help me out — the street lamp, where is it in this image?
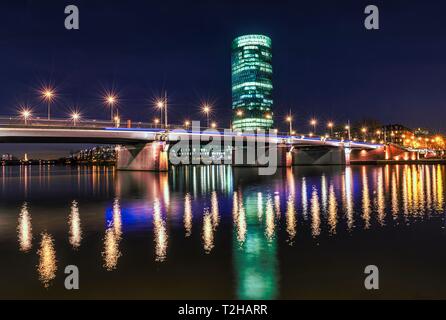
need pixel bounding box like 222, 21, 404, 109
286, 115, 293, 136
71, 111, 81, 126
236, 110, 243, 117
202, 104, 211, 128
156, 92, 168, 129
154, 118, 160, 127
105, 93, 118, 121
184, 120, 190, 128
345, 124, 351, 140
310, 119, 317, 135
211, 122, 217, 129
361, 127, 367, 141
40, 87, 56, 121
20, 108, 32, 125
327, 121, 334, 137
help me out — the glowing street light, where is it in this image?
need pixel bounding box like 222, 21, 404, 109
184, 120, 190, 128
361, 127, 368, 141
70, 111, 81, 126
40, 87, 56, 120
211, 122, 217, 129
286, 115, 293, 136
345, 124, 351, 140
104, 93, 118, 121
20, 108, 32, 125
114, 116, 121, 128
310, 119, 317, 135
327, 121, 334, 137
155, 92, 168, 129
202, 104, 211, 128
236, 110, 243, 117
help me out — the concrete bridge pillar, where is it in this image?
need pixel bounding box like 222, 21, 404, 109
291, 146, 347, 166
232, 143, 291, 167
116, 142, 169, 171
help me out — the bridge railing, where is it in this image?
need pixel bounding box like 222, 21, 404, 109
0, 117, 167, 130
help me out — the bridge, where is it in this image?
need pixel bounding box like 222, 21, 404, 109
0, 117, 421, 171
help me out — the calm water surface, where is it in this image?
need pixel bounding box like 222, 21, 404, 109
0, 164, 445, 299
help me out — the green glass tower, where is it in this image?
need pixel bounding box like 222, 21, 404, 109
232, 34, 274, 131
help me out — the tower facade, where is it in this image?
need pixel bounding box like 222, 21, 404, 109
232, 34, 273, 131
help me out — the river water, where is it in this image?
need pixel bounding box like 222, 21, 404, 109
0, 164, 445, 299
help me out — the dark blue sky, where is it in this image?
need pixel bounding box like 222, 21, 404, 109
0, 0, 445, 157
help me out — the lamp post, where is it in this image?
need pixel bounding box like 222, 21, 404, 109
345, 124, 351, 140
361, 127, 368, 141
105, 94, 117, 121
202, 104, 211, 128
71, 112, 80, 127
286, 115, 293, 136
20, 109, 32, 126
41, 87, 55, 121
163, 91, 168, 129
327, 121, 334, 137
310, 119, 317, 135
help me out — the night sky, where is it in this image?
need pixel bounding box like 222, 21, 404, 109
0, 0, 445, 158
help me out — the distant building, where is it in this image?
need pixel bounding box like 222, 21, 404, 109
74, 145, 116, 162
231, 34, 274, 131
414, 127, 430, 136
381, 124, 413, 144
1, 154, 14, 161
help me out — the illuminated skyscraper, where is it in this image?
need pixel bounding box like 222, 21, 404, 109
232, 34, 273, 131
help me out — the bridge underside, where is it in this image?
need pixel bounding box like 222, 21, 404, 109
291, 146, 347, 165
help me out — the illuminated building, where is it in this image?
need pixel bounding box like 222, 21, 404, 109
381, 124, 413, 144
232, 34, 274, 131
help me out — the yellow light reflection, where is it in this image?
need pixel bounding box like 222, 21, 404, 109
376, 168, 386, 225
211, 191, 220, 229
184, 193, 193, 237
37, 232, 57, 288
310, 187, 321, 237
265, 197, 275, 241
327, 184, 338, 234
285, 192, 296, 244
68, 200, 82, 249
153, 199, 168, 262
362, 166, 371, 229
102, 199, 123, 270
202, 210, 214, 254
18, 202, 33, 252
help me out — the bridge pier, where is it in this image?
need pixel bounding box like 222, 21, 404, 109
232, 144, 292, 167
116, 142, 169, 172
291, 146, 347, 166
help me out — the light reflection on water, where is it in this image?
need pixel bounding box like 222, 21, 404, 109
0, 164, 445, 298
